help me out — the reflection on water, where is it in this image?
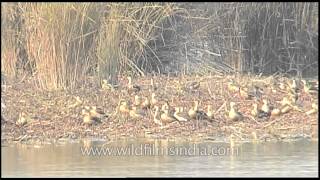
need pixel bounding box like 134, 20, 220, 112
1, 139, 318, 177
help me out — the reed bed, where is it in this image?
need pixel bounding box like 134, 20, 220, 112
1, 2, 318, 90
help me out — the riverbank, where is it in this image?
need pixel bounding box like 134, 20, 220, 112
1, 74, 318, 144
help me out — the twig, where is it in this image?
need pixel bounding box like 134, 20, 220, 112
206, 81, 214, 99
215, 101, 226, 114
246, 115, 261, 124
263, 118, 279, 128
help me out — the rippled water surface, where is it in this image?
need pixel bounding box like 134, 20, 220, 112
1, 139, 318, 177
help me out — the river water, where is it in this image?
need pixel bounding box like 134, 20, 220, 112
1, 139, 318, 177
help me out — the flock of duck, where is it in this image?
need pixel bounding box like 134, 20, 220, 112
12, 74, 317, 129
66, 76, 318, 128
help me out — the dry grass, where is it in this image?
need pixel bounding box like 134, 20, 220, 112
1, 2, 318, 90
21, 3, 100, 89
1, 3, 19, 76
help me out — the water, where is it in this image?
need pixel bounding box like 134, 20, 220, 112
1, 139, 318, 177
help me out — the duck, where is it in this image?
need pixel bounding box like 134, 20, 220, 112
16, 112, 29, 126
251, 104, 259, 117
288, 91, 298, 104
86, 106, 108, 120
162, 102, 169, 112
239, 86, 262, 100
129, 106, 145, 119
206, 105, 215, 120
271, 85, 277, 93
82, 109, 101, 125
228, 102, 244, 121
227, 80, 239, 92
302, 80, 318, 95
280, 97, 292, 107
173, 107, 188, 122
188, 101, 209, 120
160, 108, 179, 124
312, 102, 318, 110
119, 100, 130, 114
287, 79, 298, 93
101, 79, 114, 91
261, 99, 271, 115
127, 76, 141, 93
188, 101, 198, 119
252, 85, 263, 100
251, 103, 269, 118
280, 105, 292, 114
306, 102, 318, 115
306, 108, 317, 115
271, 108, 281, 116
82, 110, 93, 125
162, 101, 175, 114
279, 82, 286, 90
134, 95, 142, 107
239, 87, 253, 100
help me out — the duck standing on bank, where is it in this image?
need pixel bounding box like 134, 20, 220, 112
251, 103, 269, 118
129, 106, 145, 119
82, 108, 102, 125
160, 105, 179, 125
261, 99, 272, 116
228, 102, 244, 121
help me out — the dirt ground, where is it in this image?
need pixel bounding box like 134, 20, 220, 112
1, 74, 318, 144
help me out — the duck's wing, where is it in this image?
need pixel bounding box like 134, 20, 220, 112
196, 110, 209, 120
257, 110, 270, 118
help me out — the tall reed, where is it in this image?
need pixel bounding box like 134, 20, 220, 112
21, 3, 99, 89
1, 2, 318, 90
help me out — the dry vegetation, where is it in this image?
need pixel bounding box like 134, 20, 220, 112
1, 3, 318, 143
1, 73, 318, 143
1, 2, 318, 90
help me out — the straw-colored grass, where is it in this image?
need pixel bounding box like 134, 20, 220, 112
21, 3, 100, 89
1, 2, 318, 90
1, 3, 19, 77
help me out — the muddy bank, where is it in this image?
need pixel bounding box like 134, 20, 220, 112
1, 74, 318, 144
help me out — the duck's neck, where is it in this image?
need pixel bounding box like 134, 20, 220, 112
230, 105, 236, 112
154, 108, 159, 119
207, 106, 211, 112
174, 109, 179, 116
128, 78, 132, 85
194, 102, 198, 110
164, 109, 170, 115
